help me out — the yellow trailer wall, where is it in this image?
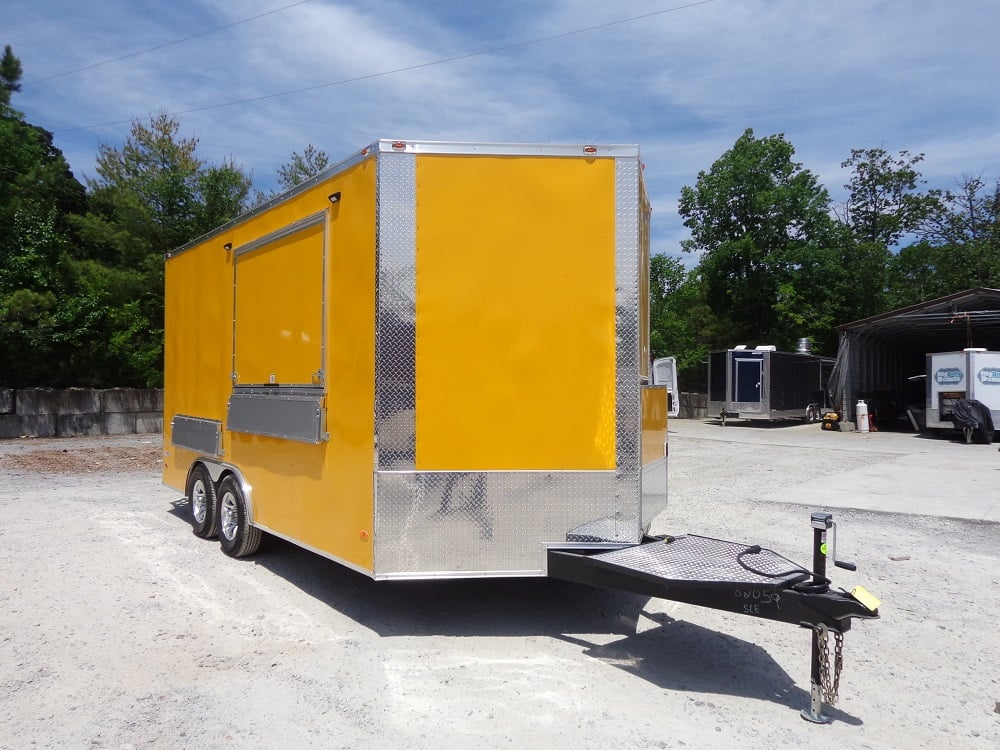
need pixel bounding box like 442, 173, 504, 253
164, 157, 378, 572
413, 155, 618, 471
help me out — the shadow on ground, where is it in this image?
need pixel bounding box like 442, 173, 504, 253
169, 495, 862, 723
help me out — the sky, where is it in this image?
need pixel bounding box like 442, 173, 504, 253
6, 0, 1000, 260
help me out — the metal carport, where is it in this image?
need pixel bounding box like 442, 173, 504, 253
828, 287, 1000, 424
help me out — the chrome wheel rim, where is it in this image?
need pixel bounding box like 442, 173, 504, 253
220, 491, 239, 540
191, 479, 207, 524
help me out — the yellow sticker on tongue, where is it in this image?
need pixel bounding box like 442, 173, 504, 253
851, 585, 881, 612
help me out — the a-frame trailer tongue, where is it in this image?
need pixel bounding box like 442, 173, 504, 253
548, 512, 880, 724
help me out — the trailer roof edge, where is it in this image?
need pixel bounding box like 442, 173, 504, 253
166, 139, 642, 260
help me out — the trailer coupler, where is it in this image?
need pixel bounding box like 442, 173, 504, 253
547, 512, 879, 723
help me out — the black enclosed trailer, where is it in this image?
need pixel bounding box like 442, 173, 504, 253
708, 346, 834, 424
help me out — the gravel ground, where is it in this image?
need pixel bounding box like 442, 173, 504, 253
0, 425, 998, 749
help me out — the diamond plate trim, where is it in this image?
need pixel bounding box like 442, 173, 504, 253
375, 151, 417, 470
373, 470, 624, 577
593, 536, 809, 587
615, 156, 641, 538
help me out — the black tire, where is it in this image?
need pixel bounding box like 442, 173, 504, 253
186, 464, 218, 539
217, 475, 262, 558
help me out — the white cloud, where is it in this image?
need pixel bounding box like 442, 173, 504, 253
6, 0, 1000, 251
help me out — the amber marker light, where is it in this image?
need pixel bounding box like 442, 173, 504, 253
360, 530, 371, 541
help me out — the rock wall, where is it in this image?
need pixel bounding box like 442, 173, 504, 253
677, 392, 708, 419
0, 388, 163, 439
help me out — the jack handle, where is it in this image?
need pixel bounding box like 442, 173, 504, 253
811, 511, 856, 574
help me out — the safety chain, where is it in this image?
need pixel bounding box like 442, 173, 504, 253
815, 624, 845, 705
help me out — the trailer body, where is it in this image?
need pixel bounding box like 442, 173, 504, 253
925, 348, 1000, 430
707, 348, 831, 423
163, 139, 666, 579
163, 141, 879, 722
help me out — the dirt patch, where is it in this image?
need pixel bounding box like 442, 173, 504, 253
0, 442, 160, 474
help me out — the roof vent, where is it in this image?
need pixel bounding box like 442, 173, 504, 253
796, 337, 813, 354
755, 345, 777, 351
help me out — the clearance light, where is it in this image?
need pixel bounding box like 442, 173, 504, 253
392, 141, 406, 150
583, 146, 598, 154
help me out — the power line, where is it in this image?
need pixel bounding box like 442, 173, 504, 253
30, 0, 315, 84
53, 0, 716, 134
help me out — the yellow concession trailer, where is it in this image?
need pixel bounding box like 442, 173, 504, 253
164, 140, 878, 723
164, 139, 667, 577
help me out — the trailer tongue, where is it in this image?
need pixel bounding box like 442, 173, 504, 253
549, 512, 880, 724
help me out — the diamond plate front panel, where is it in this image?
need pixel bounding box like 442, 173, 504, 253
615, 156, 642, 537
374, 471, 626, 577
594, 536, 808, 587
375, 151, 417, 470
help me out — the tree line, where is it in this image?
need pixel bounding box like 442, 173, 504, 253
654, 129, 1000, 390
2, 45, 998, 390
0, 46, 328, 388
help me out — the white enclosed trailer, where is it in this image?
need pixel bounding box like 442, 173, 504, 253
926, 348, 1000, 431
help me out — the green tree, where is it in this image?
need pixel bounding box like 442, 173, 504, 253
649, 254, 719, 390
838, 148, 934, 248
76, 113, 252, 386
919, 175, 1000, 290
276, 143, 330, 190
254, 143, 332, 205
833, 148, 940, 319
678, 128, 840, 350
0, 46, 95, 387
0, 44, 22, 106
885, 241, 950, 309
87, 112, 252, 256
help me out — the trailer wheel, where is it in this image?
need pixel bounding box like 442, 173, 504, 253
187, 464, 218, 539
217, 475, 262, 558
805, 406, 819, 424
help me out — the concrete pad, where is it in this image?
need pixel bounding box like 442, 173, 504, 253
763, 450, 1000, 522
670, 417, 1000, 522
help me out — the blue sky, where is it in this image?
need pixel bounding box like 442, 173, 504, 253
6, 0, 1000, 259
